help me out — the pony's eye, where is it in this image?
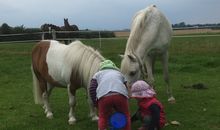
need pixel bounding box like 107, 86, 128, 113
129, 71, 136, 76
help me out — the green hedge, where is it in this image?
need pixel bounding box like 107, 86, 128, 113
0, 31, 115, 42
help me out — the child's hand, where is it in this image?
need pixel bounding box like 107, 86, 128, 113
125, 82, 132, 97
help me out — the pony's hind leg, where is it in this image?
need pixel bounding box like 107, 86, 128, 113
42, 83, 54, 119
67, 84, 77, 125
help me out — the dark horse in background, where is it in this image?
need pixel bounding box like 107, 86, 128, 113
63, 18, 79, 31
41, 18, 79, 44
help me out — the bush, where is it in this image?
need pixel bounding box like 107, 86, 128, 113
0, 33, 41, 42
0, 23, 115, 42
44, 31, 115, 39
74, 31, 115, 39
1, 23, 12, 34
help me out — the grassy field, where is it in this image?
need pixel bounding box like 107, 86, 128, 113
0, 36, 220, 130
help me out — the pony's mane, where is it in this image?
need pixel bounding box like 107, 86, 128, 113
65, 41, 104, 87
125, 5, 155, 54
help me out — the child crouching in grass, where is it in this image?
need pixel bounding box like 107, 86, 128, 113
89, 60, 131, 130
130, 80, 166, 130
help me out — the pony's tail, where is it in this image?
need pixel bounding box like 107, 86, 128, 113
31, 65, 43, 104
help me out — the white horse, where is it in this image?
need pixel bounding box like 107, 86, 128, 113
120, 5, 175, 103
31, 40, 103, 124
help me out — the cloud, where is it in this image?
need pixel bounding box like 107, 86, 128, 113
0, 0, 220, 29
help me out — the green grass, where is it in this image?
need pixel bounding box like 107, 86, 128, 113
0, 36, 220, 130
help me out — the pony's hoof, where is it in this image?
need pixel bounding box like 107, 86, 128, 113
168, 96, 176, 104
68, 117, 76, 125
46, 112, 53, 119
92, 116, 99, 121
44, 109, 48, 114
43, 105, 46, 109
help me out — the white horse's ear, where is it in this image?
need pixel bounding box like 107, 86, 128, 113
119, 54, 124, 58
127, 54, 137, 62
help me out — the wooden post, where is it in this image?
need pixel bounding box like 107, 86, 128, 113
41, 33, 45, 40
52, 29, 56, 40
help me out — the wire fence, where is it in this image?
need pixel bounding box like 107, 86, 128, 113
0, 30, 117, 44
1, 27, 220, 44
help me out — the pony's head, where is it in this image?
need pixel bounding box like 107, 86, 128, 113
120, 53, 146, 84
64, 18, 68, 23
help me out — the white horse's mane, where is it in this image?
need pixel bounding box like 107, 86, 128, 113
64, 41, 105, 87
125, 5, 160, 56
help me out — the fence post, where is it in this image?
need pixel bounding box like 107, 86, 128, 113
41, 32, 45, 40
52, 29, 56, 40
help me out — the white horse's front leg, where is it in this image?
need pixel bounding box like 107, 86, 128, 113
145, 56, 155, 86
67, 84, 76, 125
161, 51, 175, 103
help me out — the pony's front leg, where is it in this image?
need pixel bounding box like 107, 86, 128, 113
87, 96, 99, 121
67, 84, 76, 125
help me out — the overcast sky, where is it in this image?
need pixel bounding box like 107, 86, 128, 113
0, 0, 220, 30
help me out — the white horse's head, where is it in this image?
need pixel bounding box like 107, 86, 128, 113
120, 53, 146, 84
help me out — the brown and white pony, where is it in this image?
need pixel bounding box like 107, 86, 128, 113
31, 40, 104, 124
120, 5, 175, 103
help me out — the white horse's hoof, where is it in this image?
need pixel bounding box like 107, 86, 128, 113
91, 116, 99, 121
46, 112, 53, 119
168, 96, 176, 104
68, 117, 76, 125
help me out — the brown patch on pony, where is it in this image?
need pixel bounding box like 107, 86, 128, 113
32, 41, 63, 94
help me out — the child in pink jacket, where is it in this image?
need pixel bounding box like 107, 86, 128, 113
130, 80, 166, 130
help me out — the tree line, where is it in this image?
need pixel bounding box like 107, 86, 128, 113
0, 23, 115, 42
172, 22, 220, 29
0, 23, 41, 34
1, 22, 220, 35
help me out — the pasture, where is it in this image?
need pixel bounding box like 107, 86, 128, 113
0, 36, 220, 130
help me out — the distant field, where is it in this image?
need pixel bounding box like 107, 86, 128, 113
0, 36, 220, 130
114, 29, 220, 37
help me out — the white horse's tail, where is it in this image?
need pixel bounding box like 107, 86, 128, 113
31, 65, 43, 104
